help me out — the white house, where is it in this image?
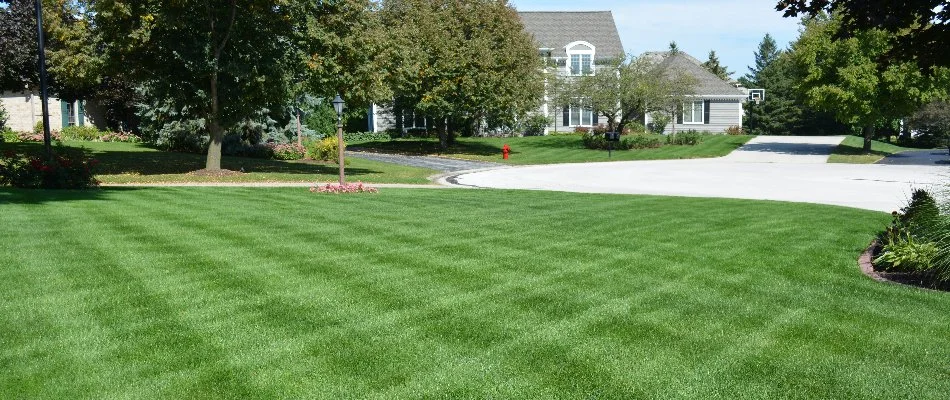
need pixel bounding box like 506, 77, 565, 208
1, 90, 99, 132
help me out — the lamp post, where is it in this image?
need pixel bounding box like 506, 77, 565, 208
34, 0, 52, 159
332, 94, 345, 185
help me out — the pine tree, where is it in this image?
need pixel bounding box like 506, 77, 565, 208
702, 50, 733, 80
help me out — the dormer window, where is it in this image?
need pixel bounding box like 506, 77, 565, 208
565, 41, 595, 76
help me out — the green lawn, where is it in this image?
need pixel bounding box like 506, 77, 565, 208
352, 134, 754, 165
0, 141, 437, 184
1, 187, 948, 398
828, 136, 912, 164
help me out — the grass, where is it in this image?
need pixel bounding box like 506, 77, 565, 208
0, 141, 437, 184
1, 187, 948, 398
351, 134, 754, 165
828, 136, 912, 164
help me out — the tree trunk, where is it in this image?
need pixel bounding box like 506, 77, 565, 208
862, 125, 874, 153
438, 117, 448, 149
206, 76, 223, 170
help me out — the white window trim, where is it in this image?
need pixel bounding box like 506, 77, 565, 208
568, 98, 594, 127
683, 100, 704, 125
565, 41, 596, 76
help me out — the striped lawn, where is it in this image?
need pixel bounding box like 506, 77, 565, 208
0, 188, 948, 398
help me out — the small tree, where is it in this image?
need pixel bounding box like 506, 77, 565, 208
909, 101, 950, 153
702, 50, 733, 81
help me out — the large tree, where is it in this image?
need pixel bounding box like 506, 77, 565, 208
0, 0, 98, 98
792, 14, 948, 151
93, 0, 298, 171
702, 50, 733, 81
557, 55, 674, 134
381, 0, 543, 148
777, 0, 950, 71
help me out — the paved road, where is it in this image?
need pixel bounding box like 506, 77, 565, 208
347, 150, 508, 172
721, 135, 845, 163
447, 136, 948, 212
877, 149, 950, 166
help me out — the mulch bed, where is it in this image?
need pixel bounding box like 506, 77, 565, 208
187, 169, 245, 177
860, 241, 950, 292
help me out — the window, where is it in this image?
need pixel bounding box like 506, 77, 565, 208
569, 98, 593, 126
402, 109, 426, 129
683, 100, 704, 124
66, 102, 77, 126
570, 54, 592, 75
565, 41, 595, 76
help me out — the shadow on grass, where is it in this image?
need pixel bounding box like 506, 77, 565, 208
353, 139, 503, 157
2, 141, 383, 177
0, 187, 142, 205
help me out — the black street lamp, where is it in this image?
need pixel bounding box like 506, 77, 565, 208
332, 94, 345, 185
34, 0, 52, 159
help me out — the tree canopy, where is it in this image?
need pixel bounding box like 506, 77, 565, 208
777, 0, 950, 70
702, 50, 733, 81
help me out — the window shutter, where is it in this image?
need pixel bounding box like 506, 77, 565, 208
676, 106, 683, 125
78, 101, 85, 126
703, 100, 710, 125
60, 100, 68, 128
562, 106, 569, 126
592, 110, 599, 125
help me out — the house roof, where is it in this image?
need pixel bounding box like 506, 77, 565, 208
642, 51, 746, 97
517, 11, 625, 60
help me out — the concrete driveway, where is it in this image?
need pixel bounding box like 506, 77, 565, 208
446, 136, 947, 212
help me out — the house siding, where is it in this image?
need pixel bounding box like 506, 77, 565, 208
645, 98, 743, 134
1, 91, 103, 132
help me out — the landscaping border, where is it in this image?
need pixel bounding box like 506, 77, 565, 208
859, 240, 948, 292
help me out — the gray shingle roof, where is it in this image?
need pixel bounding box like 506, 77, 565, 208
642, 51, 746, 97
517, 11, 625, 60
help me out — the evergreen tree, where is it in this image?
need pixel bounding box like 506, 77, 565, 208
744, 33, 780, 84
702, 50, 733, 80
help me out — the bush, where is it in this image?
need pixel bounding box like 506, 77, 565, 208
581, 132, 664, 150
99, 132, 142, 143
343, 131, 390, 142
648, 112, 670, 134
666, 130, 708, 146
624, 134, 664, 149
0, 102, 8, 132
61, 125, 104, 141
17, 130, 62, 142
307, 136, 345, 163
268, 143, 306, 160
574, 127, 591, 134
523, 115, 551, 136
725, 125, 745, 135
0, 147, 100, 189
875, 189, 950, 283
33, 121, 44, 136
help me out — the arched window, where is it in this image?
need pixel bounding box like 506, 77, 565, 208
565, 41, 595, 76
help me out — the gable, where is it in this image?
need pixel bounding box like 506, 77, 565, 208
517, 11, 625, 60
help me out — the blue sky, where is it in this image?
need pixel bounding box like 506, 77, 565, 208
511, 0, 803, 79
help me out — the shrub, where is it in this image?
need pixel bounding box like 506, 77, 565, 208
647, 112, 670, 134
33, 121, 44, 136
625, 123, 647, 135
99, 132, 143, 143
343, 131, 390, 142
725, 125, 745, 135
523, 115, 551, 136
574, 127, 591, 134
0, 147, 100, 189
61, 125, 103, 141
309, 182, 378, 194
875, 228, 938, 273
268, 143, 306, 160
876, 189, 950, 283
0, 102, 8, 132
667, 130, 707, 146
307, 136, 345, 163
17, 130, 62, 142
624, 134, 664, 149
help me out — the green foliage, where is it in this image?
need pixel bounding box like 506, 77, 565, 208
307, 136, 345, 164
908, 101, 950, 149
0, 146, 99, 189
582, 133, 664, 150
0, 102, 8, 132
522, 115, 551, 137
33, 121, 44, 136
702, 50, 733, 80
666, 130, 708, 146
303, 100, 339, 139
60, 125, 104, 141
381, 0, 544, 143
344, 131, 391, 142
875, 231, 938, 272
647, 112, 670, 134
876, 188, 950, 282
267, 143, 307, 161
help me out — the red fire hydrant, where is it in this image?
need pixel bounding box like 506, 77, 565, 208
502, 144, 511, 160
